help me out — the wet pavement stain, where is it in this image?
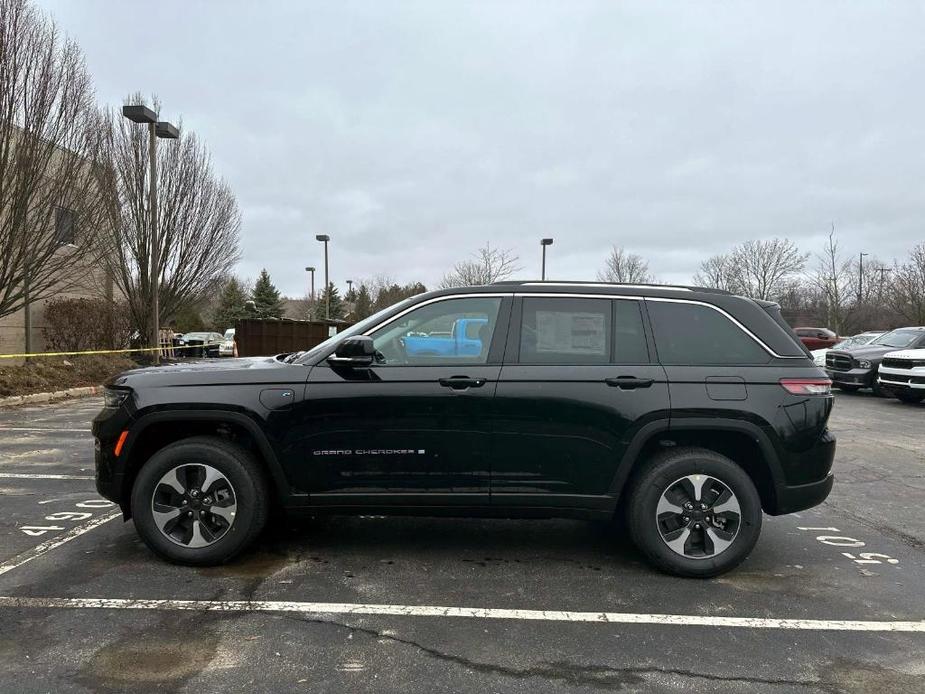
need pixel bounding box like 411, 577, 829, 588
78, 619, 220, 693
196, 550, 292, 580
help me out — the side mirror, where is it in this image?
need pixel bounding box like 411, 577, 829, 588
328, 336, 375, 368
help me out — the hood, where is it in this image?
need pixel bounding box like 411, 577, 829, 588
829, 344, 896, 361
109, 355, 304, 388
883, 348, 925, 360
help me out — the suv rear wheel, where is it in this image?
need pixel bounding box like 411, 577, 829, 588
627, 447, 762, 578
131, 436, 268, 565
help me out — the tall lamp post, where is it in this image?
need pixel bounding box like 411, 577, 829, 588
346, 279, 353, 297
122, 104, 179, 364
305, 266, 316, 301
540, 238, 554, 280
315, 234, 330, 319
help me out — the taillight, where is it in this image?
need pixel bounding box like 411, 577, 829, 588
780, 378, 832, 396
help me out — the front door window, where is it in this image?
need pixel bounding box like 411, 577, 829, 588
370, 297, 502, 365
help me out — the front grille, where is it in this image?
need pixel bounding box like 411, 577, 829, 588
826, 353, 853, 371
882, 358, 925, 369
881, 374, 925, 385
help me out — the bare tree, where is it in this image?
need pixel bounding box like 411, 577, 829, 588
733, 238, 808, 301
890, 242, 925, 325
439, 243, 521, 288
0, 0, 108, 347
694, 238, 807, 300
692, 253, 742, 293
99, 94, 241, 337
810, 225, 852, 334
596, 246, 653, 283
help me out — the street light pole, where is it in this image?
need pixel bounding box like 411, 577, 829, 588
122, 104, 178, 365
315, 235, 330, 320
540, 238, 554, 280
346, 279, 353, 296
305, 266, 316, 301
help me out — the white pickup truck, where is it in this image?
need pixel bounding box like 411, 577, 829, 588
878, 348, 925, 404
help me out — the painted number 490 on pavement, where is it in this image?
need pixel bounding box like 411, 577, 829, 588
20, 499, 114, 536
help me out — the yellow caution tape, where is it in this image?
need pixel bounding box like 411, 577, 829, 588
0, 344, 213, 359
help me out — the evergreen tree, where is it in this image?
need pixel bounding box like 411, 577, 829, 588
251, 268, 284, 318
316, 282, 344, 320
212, 277, 250, 330
353, 284, 373, 320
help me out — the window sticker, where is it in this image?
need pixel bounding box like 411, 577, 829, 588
536, 311, 606, 354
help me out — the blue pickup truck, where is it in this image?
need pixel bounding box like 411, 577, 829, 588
403, 318, 488, 358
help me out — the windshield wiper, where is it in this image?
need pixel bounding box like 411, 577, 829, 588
283, 351, 305, 364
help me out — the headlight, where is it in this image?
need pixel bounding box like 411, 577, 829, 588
856, 359, 872, 369
103, 387, 130, 408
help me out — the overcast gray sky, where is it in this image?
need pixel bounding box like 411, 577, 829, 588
38, 0, 925, 296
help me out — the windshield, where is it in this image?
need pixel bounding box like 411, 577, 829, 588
294, 296, 418, 364
874, 329, 923, 349
223, 329, 235, 339
832, 332, 882, 349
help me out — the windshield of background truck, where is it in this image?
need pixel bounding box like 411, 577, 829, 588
874, 329, 922, 349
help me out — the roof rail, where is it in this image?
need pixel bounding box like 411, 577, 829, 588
491, 280, 732, 295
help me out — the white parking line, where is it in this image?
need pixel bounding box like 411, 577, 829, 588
0, 595, 922, 632
0, 473, 93, 480
0, 427, 91, 433
0, 509, 120, 577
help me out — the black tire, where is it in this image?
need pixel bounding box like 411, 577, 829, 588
626, 447, 762, 578
131, 436, 268, 565
834, 383, 860, 393
896, 391, 925, 404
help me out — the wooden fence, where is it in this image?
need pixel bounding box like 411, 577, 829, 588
234, 318, 350, 357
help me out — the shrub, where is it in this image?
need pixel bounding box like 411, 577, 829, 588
42, 298, 132, 352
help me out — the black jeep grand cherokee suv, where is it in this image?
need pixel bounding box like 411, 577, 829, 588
93, 282, 835, 577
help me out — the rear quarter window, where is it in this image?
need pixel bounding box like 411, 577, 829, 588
647, 300, 771, 365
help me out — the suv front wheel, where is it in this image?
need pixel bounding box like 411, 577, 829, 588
627, 447, 762, 578
131, 436, 268, 565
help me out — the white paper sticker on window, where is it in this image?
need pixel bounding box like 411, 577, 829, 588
536, 312, 606, 354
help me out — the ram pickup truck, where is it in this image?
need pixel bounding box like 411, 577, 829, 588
402, 317, 488, 358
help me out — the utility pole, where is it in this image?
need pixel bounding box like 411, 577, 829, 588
858, 252, 868, 304
876, 266, 892, 299
540, 238, 554, 280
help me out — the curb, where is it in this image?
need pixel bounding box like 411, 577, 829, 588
0, 385, 103, 409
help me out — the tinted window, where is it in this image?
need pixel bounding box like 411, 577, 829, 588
648, 301, 770, 365
520, 298, 611, 363
370, 297, 501, 365
614, 300, 649, 363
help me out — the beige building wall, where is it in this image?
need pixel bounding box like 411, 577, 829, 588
0, 261, 113, 361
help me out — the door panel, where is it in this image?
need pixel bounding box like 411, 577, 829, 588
491, 364, 669, 503
284, 364, 499, 503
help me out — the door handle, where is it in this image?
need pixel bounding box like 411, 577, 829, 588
605, 375, 655, 390
439, 376, 486, 390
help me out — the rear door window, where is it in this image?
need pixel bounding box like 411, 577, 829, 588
647, 301, 771, 365
520, 298, 611, 364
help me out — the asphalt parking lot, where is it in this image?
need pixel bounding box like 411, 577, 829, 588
0, 394, 923, 693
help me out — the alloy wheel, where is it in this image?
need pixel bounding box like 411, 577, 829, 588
151, 463, 237, 548
655, 474, 741, 559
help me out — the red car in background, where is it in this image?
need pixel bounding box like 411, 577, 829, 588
795, 327, 839, 350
